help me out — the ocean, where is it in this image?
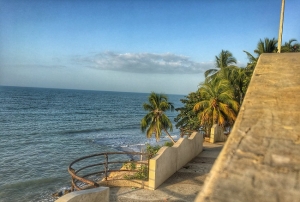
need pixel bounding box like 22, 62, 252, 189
0, 86, 183, 202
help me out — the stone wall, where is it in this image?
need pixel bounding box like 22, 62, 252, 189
196, 53, 300, 201
148, 132, 203, 190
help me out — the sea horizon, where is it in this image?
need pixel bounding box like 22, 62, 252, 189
0, 85, 186, 97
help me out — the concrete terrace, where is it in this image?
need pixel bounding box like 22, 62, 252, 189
109, 142, 224, 202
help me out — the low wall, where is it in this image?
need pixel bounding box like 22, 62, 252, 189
148, 132, 203, 190
210, 124, 227, 143
55, 187, 109, 202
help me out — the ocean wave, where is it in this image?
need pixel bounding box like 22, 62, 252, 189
61, 128, 104, 135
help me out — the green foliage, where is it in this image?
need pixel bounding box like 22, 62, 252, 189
281, 39, 300, 52
193, 79, 239, 136
254, 38, 278, 55
205, 50, 237, 80
145, 143, 161, 159
164, 141, 174, 147
176, 37, 299, 138
124, 165, 148, 180
123, 162, 136, 170
144, 142, 173, 159
174, 92, 202, 136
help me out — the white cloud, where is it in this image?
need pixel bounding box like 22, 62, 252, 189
73, 52, 213, 74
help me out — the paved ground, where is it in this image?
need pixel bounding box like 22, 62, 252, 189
109, 141, 224, 202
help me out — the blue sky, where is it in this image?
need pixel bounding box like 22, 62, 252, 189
1, 0, 299, 95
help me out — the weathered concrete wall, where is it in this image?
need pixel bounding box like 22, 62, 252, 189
148, 132, 203, 190
210, 124, 227, 143
55, 187, 109, 202
196, 53, 300, 201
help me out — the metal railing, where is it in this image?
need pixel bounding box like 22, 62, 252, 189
68, 152, 149, 191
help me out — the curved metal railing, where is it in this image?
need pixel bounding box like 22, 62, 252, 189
68, 152, 149, 191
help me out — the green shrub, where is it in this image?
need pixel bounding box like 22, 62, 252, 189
145, 142, 173, 159
146, 144, 161, 159
164, 141, 174, 147
123, 165, 148, 180
123, 162, 136, 170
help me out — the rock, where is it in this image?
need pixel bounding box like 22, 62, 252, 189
52, 191, 63, 197
52, 188, 72, 198
63, 189, 71, 195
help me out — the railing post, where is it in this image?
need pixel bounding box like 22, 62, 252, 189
105, 153, 108, 181
71, 177, 74, 191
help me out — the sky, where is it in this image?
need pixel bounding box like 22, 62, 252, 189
0, 0, 299, 95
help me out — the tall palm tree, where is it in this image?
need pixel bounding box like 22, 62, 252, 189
141, 92, 176, 143
205, 50, 237, 80
254, 37, 278, 55
243, 37, 278, 72
212, 63, 251, 106
226, 67, 249, 105
193, 79, 239, 136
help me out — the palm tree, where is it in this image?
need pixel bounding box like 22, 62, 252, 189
227, 67, 250, 105
205, 50, 237, 80
254, 37, 278, 55
243, 37, 278, 72
193, 79, 239, 137
281, 39, 300, 52
243, 50, 258, 71
174, 91, 202, 137
141, 92, 176, 143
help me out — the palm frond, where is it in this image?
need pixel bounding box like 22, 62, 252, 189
205, 69, 218, 78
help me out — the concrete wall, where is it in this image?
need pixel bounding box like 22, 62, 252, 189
148, 132, 203, 190
196, 53, 300, 201
210, 124, 227, 143
55, 187, 109, 202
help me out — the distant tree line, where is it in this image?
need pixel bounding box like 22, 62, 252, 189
140, 38, 299, 142
174, 37, 299, 138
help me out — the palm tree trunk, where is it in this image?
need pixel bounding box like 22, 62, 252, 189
163, 129, 176, 144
